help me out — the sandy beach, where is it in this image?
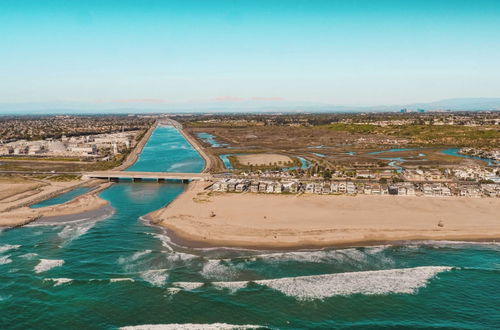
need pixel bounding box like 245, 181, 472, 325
149, 182, 500, 249
0, 181, 112, 227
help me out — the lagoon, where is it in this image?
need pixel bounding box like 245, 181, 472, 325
30, 187, 92, 208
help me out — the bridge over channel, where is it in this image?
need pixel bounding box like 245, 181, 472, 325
83, 171, 212, 182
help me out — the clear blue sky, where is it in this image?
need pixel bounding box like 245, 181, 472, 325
1, 0, 499, 107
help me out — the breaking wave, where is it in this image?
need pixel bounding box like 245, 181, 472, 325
0, 244, 21, 253
20, 253, 38, 260
201, 259, 239, 280
57, 221, 97, 245
255, 266, 451, 300
151, 233, 174, 252
249, 246, 389, 264
173, 282, 204, 291
118, 250, 152, 265
212, 280, 248, 293
0, 255, 12, 265
46, 278, 73, 286
121, 323, 262, 330
109, 278, 135, 283
34, 259, 64, 273
173, 266, 451, 300
404, 240, 500, 250
140, 269, 169, 287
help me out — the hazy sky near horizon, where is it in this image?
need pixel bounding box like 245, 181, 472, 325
1, 0, 500, 107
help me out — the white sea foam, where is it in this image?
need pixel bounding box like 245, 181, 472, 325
46, 278, 73, 286
244, 246, 396, 268
173, 282, 205, 291
151, 233, 174, 252
120, 323, 262, 329
110, 278, 135, 283
256, 266, 452, 300
249, 248, 369, 264
174, 266, 451, 300
57, 220, 98, 245
165, 251, 198, 263
0, 255, 12, 265
20, 252, 38, 260
365, 245, 392, 254
201, 259, 238, 280
140, 269, 169, 287
411, 240, 500, 249
0, 244, 21, 253
34, 259, 64, 273
212, 280, 248, 293
118, 250, 152, 265
166, 287, 181, 295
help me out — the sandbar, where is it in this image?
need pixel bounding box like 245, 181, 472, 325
0, 182, 112, 227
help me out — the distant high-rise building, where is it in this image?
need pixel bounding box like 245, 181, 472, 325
400, 108, 408, 113
417, 109, 425, 113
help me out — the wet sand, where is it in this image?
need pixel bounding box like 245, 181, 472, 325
32, 204, 115, 225
148, 182, 500, 249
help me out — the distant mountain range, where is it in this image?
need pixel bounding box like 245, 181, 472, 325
0, 98, 499, 114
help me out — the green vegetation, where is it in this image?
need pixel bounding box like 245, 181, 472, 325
46, 174, 82, 181
325, 124, 499, 147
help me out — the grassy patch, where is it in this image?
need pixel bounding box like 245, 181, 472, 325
325, 124, 499, 147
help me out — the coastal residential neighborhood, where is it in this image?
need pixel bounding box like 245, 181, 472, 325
210, 178, 500, 197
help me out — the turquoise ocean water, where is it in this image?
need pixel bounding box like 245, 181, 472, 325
1, 125, 499, 329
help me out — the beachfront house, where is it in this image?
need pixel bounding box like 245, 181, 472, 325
266, 184, 275, 193
258, 182, 267, 193
227, 180, 237, 192
314, 183, 322, 194
363, 184, 372, 195
212, 182, 222, 191
338, 182, 347, 193
235, 182, 248, 192
330, 182, 339, 193
346, 182, 356, 194
305, 183, 315, 193
322, 183, 331, 194
388, 185, 398, 195
250, 182, 259, 193
273, 182, 283, 193
423, 184, 433, 196
432, 184, 443, 196
441, 186, 452, 196
406, 186, 416, 196
481, 184, 498, 197
373, 184, 382, 195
